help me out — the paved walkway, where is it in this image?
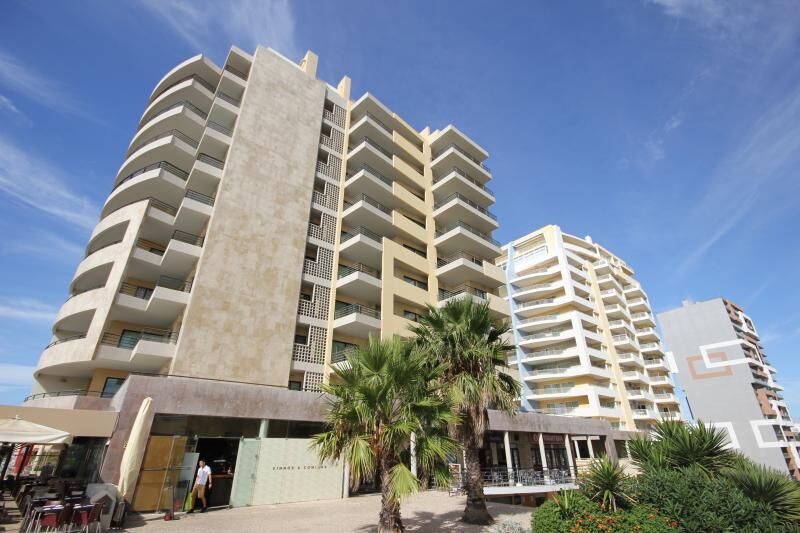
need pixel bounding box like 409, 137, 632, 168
124, 491, 533, 532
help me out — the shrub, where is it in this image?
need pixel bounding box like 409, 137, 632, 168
531, 491, 675, 533
722, 459, 800, 524
633, 464, 783, 532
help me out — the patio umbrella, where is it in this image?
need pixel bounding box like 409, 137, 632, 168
117, 397, 153, 501
0, 416, 71, 444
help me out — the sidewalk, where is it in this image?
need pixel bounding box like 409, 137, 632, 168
123, 491, 533, 532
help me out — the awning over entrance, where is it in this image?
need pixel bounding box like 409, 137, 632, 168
0, 405, 118, 438
0, 416, 71, 444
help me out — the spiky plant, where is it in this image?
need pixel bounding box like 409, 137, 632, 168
311, 336, 458, 532
723, 460, 800, 524
580, 456, 635, 512
409, 297, 520, 525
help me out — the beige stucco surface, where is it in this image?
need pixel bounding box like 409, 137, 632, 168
170, 46, 326, 386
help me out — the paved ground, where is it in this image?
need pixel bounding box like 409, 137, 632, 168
124, 491, 533, 532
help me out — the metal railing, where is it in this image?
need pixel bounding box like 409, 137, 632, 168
101, 329, 179, 349
150, 197, 178, 216
344, 193, 392, 215
631, 312, 651, 320
434, 167, 494, 196
334, 303, 381, 320
355, 111, 392, 134
331, 347, 357, 364
207, 120, 233, 136
185, 189, 215, 206
224, 64, 250, 81
44, 334, 86, 350
525, 347, 568, 358
197, 153, 225, 169
520, 329, 567, 341
438, 285, 487, 301
172, 230, 205, 247
338, 263, 381, 279
217, 91, 242, 107
436, 251, 483, 268
529, 366, 573, 376
475, 466, 580, 488
340, 226, 383, 245
640, 342, 660, 350
520, 297, 556, 308
128, 129, 198, 155
435, 220, 500, 246
432, 144, 491, 172
113, 161, 189, 191
136, 238, 166, 256
518, 314, 560, 326
119, 276, 193, 298
434, 192, 497, 220
644, 358, 665, 366
24, 389, 117, 402
351, 136, 393, 159
346, 164, 393, 186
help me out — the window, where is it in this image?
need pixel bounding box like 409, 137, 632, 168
118, 330, 142, 349
333, 341, 357, 353
288, 381, 302, 391
101, 377, 126, 398
403, 310, 422, 323
403, 275, 428, 290
135, 286, 154, 299
402, 244, 426, 258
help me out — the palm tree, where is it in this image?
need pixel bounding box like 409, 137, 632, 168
580, 456, 634, 512
311, 336, 457, 533
723, 459, 800, 524
629, 419, 737, 477
410, 297, 520, 525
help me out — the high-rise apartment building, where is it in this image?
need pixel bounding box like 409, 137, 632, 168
29, 45, 506, 412
499, 225, 682, 431
658, 298, 800, 479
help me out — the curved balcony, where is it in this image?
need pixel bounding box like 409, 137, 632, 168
116, 130, 198, 184
519, 328, 576, 349
73, 241, 124, 288
510, 263, 560, 288
148, 55, 220, 108
104, 162, 189, 218
131, 100, 208, 158
142, 74, 215, 128
36, 334, 90, 374
53, 286, 105, 333
512, 280, 564, 304
518, 345, 581, 365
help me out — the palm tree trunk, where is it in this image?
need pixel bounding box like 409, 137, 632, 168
462, 443, 493, 525
378, 457, 404, 532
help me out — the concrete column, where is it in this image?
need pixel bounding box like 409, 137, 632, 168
587, 437, 595, 459
503, 431, 514, 485
258, 419, 268, 438
343, 460, 350, 498
573, 438, 582, 459
538, 433, 548, 474
564, 435, 575, 475
410, 433, 417, 477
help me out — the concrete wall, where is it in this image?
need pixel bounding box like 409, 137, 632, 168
170, 47, 326, 386
658, 299, 788, 472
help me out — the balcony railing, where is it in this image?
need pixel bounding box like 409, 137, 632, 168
149, 198, 178, 216
435, 220, 500, 246
520, 329, 567, 342
207, 120, 233, 136
438, 285, 487, 301
338, 263, 381, 279
644, 358, 665, 367
476, 467, 579, 488
432, 144, 491, 172
136, 238, 166, 256
197, 153, 225, 169
340, 226, 383, 245
217, 92, 242, 107
631, 312, 652, 320
113, 161, 189, 191
344, 193, 392, 215
185, 189, 215, 206
352, 111, 392, 135
172, 230, 205, 247
525, 347, 568, 358
640, 342, 660, 350
143, 99, 209, 128
529, 367, 573, 376
334, 303, 381, 320
128, 129, 198, 155
346, 164, 393, 187
520, 297, 556, 308
433, 167, 494, 196
224, 64, 250, 81
436, 251, 483, 268
101, 329, 179, 349
119, 276, 193, 299
332, 347, 357, 364
44, 334, 86, 349
351, 136, 392, 159
24, 389, 116, 402
434, 192, 496, 220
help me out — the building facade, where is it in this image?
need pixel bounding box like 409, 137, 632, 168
499, 225, 682, 431
16, 45, 567, 511
658, 298, 800, 479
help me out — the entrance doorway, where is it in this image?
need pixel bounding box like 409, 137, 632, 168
192, 437, 240, 508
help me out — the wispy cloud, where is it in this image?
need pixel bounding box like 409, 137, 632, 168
2, 229, 85, 263
0, 50, 95, 120
0, 94, 20, 115
0, 363, 35, 395
674, 85, 800, 276
0, 297, 58, 322
141, 0, 300, 60
0, 136, 99, 230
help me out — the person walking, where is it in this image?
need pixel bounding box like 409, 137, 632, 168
188, 459, 212, 513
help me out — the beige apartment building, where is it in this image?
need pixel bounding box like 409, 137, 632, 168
499, 225, 682, 431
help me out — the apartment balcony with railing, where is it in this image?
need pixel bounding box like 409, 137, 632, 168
435, 220, 501, 259
114, 276, 192, 327
339, 226, 384, 270
332, 303, 381, 337
343, 193, 395, 236
96, 327, 179, 371
430, 128, 491, 182
433, 192, 497, 233
336, 263, 382, 303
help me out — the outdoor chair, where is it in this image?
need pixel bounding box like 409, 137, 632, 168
71, 503, 102, 533
33, 503, 72, 533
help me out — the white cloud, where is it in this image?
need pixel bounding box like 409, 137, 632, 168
0, 136, 99, 230
674, 86, 800, 275
2, 229, 84, 263
0, 94, 20, 114
0, 297, 58, 322
647, 0, 728, 28
141, 0, 300, 60
0, 363, 35, 395
0, 50, 94, 120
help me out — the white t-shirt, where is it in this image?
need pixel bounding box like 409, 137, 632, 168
195, 465, 211, 486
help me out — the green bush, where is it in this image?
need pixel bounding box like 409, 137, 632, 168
531, 491, 675, 533
633, 465, 784, 532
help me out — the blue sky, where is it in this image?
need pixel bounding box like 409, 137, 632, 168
1, 1, 798, 413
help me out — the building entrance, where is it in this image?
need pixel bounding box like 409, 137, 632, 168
193, 437, 239, 508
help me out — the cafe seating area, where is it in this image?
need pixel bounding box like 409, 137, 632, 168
8, 480, 102, 533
